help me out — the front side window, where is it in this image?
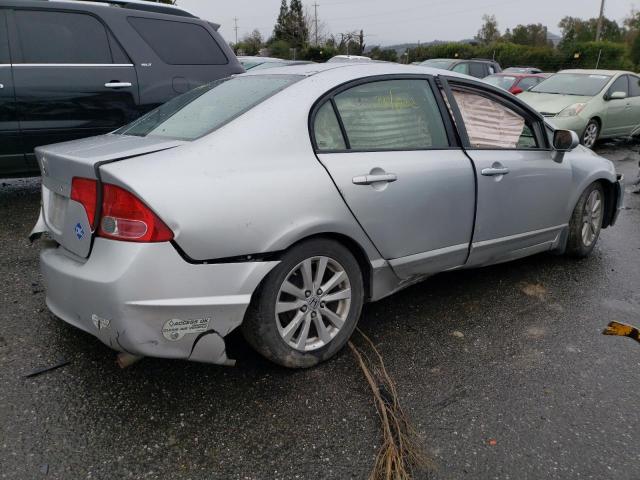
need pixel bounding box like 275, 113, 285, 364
15, 10, 112, 63
452, 89, 539, 149
128, 17, 227, 65
517, 77, 539, 91
531, 73, 611, 96
629, 75, 640, 97
608, 75, 629, 97
469, 63, 485, 78
485, 75, 517, 91
328, 79, 449, 150
117, 75, 301, 140
452, 63, 469, 75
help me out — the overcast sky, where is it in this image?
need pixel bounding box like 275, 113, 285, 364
178, 0, 634, 46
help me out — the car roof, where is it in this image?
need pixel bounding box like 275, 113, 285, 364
238, 56, 288, 63
490, 72, 545, 78
559, 69, 635, 76
242, 62, 475, 81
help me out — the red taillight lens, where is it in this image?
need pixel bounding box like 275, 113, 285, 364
98, 183, 173, 242
70, 177, 98, 228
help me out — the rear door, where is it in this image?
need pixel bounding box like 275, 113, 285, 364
9, 8, 139, 168
0, 9, 25, 176
312, 77, 476, 279
603, 75, 630, 136
626, 75, 640, 135
443, 79, 573, 266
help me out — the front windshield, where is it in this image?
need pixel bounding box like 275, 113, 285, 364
116, 75, 301, 140
420, 59, 455, 69
485, 75, 517, 90
530, 73, 611, 96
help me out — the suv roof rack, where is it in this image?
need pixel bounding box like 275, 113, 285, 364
45, 0, 198, 18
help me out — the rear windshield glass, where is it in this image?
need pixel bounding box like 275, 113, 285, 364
530, 73, 611, 96
115, 75, 301, 140
420, 59, 455, 69
485, 75, 516, 90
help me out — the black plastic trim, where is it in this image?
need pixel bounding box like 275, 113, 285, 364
170, 239, 284, 265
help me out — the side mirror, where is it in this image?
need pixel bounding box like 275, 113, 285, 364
511, 87, 523, 95
552, 129, 579, 162
608, 91, 627, 100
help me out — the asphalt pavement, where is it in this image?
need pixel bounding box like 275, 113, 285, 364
1, 140, 639, 480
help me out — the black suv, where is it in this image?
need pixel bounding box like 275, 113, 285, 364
418, 58, 502, 79
0, 0, 243, 177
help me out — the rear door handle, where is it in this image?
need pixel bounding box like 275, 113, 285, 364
352, 173, 398, 185
104, 82, 132, 88
481, 167, 510, 176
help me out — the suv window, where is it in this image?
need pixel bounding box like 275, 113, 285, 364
469, 62, 485, 78
629, 75, 640, 97
0, 11, 9, 63
128, 17, 227, 65
15, 10, 112, 64
451, 62, 469, 75
452, 89, 538, 149
329, 80, 448, 150
608, 75, 629, 97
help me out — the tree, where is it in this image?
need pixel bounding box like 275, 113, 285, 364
273, 0, 289, 42
271, 0, 308, 50
509, 23, 550, 47
558, 16, 623, 47
236, 29, 263, 56
631, 33, 640, 66
476, 14, 500, 44
369, 46, 398, 62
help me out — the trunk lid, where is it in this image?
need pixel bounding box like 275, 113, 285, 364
35, 134, 185, 258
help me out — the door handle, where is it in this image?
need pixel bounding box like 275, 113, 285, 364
0, 83, 3, 89
104, 82, 132, 88
352, 173, 398, 185
481, 167, 509, 176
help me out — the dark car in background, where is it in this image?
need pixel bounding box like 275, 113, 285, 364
0, 0, 243, 177
484, 72, 548, 95
418, 58, 502, 78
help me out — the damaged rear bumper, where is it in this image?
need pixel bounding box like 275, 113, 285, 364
40, 239, 278, 365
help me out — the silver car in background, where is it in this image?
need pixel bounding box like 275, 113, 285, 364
31, 64, 623, 368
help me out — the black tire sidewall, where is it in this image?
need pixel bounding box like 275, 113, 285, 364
242, 239, 364, 368
566, 182, 604, 257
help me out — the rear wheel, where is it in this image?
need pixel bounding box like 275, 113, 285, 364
566, 182, 604, 257
242, 239, 363, 368
581, 119, 600, 149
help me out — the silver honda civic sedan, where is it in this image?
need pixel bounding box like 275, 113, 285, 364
31, 63, 624, 368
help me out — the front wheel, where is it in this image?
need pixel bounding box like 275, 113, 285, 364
566, 182, 605, 257
242, 238, 364, 368
581, 119, 600, 149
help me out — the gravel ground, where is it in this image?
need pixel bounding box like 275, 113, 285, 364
1, 140, 639, 480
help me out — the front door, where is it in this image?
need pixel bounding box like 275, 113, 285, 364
312, 78, 476, 279
0, 9, 24, 176
603, 75, 630, 137
444, 80, 573, 266
9, 8, 139, 169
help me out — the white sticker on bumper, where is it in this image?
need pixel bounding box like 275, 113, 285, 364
162, 317, 211, 341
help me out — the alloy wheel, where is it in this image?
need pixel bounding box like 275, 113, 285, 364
583, 122, 598, 148
275, 256, 351, 352
581, 189, 603, 247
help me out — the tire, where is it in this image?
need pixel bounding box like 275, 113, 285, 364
242, 238, 364, 368
581, 119, 600, 149
566, 182, 605, 257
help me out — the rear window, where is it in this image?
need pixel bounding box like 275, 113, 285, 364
116, 75, 301, 140
128, 17, 227, 65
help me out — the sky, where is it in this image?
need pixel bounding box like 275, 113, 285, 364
177, 0, 634, 47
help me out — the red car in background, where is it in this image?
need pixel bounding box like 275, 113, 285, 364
484, 72, 549, 95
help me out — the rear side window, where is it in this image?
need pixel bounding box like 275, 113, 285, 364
0, 11, 9, 63
313, 102, 346, 150
452, 63, 469, 75
15, 10, 112, 63
629, 76, 640, 97
469, 63, 485, 78
518, 77, 539, 91
329, 79, 449, 150
128, 17, 227, 65
117, 75, 301, 140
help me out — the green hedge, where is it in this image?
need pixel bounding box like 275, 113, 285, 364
407, 41, 634, 72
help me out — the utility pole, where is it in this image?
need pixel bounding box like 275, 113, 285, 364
595, 0, 605, 41
233, 17, 239, 46
313, 3, 319, 46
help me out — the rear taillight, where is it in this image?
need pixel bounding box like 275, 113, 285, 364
98, 183, 173, 242
70, 177, 173, 243
71, 177, 98, 228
